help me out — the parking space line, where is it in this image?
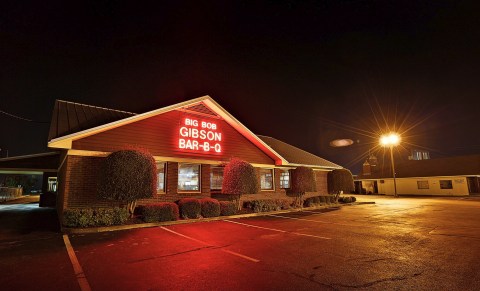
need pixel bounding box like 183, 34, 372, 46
159, 226, 260, 263
221, 249, 260, 262
63, 235, 92, 291
268, 214, 331, 223
223, 219, 331, 240
301, 210, 338, 216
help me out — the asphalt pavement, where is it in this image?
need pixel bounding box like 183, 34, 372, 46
1, 195, 480, 290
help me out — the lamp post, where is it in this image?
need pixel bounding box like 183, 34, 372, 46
380, 133, 400, 198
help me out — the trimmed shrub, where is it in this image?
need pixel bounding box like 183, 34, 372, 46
303, 196, 324, 207
222, 158, 259, 210
220, 201, 237, 216
63, 207, 128, 228
178, 198, 201, 219
142, 203, 179, 222
97, 149, 157, 216
200, 198, 221, 218
112, 207, 129, 224
245, 199, 291, 213
290, 166, 316, 207
327, 169, 354, 201
338, 196, 357, 204
319, 196, 326, 204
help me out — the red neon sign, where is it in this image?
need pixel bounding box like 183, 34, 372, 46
178, 118, 222, 153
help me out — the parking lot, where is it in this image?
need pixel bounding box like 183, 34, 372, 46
2, 196, 480, 290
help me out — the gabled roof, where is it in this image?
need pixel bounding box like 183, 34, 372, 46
357, 154, 480, 179
47, 96, 343, 169
258, 135, 342, 169
48, 96, 287, 165
48, 100, 135, 141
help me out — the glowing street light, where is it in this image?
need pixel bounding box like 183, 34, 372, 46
380, 133, 400, 197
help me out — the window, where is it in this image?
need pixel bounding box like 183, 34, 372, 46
260, 168, 274, 190
210, 167, 224, 190
439, 180, 453, 189
178, 163, 201, 192
417, 180, 429, 189
279, 170, 290, 188
47, 177, 57, 192
156, 162, 166, 193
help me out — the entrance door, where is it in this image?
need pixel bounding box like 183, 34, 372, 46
467, 177, 480, 194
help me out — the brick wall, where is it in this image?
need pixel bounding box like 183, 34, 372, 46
60, 155, 332, 213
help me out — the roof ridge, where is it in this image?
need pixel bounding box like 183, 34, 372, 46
56, 99, 137, 115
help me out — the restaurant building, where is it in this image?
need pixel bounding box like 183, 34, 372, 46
15, 96, 343, 216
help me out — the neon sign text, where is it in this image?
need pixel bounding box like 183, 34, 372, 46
179, 118, 222, 153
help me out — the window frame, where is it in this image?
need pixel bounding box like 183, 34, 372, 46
156, 162, 167, 194
177, 163, 202, 193
279, 169, 290, 189
439, 180, 453, 189
210, 166, 224, 191
416, 180, 429, 190
260, 168, 274, 191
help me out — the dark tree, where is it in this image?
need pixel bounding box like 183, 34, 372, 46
97, 149, 157, 217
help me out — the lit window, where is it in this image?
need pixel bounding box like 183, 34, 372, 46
156, 162, 166, 193
280, 170, 290, 188
439, 180, 453, 189
47, 177, 57, 192
210, 167, 224, 190
417, 180, 429, 189
178, 163, 201, 192
260, 168, 274, 190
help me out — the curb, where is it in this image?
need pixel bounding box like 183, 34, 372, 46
62, 201, 375, 234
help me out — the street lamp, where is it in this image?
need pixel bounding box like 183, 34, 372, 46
380, 133, 400, 197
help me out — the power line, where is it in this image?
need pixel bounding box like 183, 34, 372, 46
0, 109, 48, 123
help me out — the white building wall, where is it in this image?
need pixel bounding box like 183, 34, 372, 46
363, 176, 469, 196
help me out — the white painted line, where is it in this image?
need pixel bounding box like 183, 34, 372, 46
223, 219, 331, 240
160, 226, 260, 262
268, 214, 331, 223
301, 210, 338, 216
160, 226, 208, 245
221, 249, 260, 262
63, 235, 92, 291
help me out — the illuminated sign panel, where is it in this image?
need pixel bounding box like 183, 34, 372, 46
178, 118, 222, 153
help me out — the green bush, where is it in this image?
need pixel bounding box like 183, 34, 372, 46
200, 198, 221, 218
303, 196, 325, 207
303, 197, 315, 207
221, 158, 260, 210
97, 149, 157, 216
141, 203, 179, 222
290, 166, 316, 206
338, 196, 356, 204
245, 199, 291, 213
63, 207, 128, 227
327, 168, 354, 194
219, 201, 237, 216
178, 198, 201, 219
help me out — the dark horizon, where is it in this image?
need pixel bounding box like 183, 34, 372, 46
1, 1, 479, 174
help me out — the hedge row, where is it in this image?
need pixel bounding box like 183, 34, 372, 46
140, 198, 237, 222
141, 202, 179, 222
63, 207, 129, 228
338, 196, 357, 203
303, 195, 337, 207
244, 199, 292, 213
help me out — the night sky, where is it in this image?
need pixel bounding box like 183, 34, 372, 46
1, 1, 479, 173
